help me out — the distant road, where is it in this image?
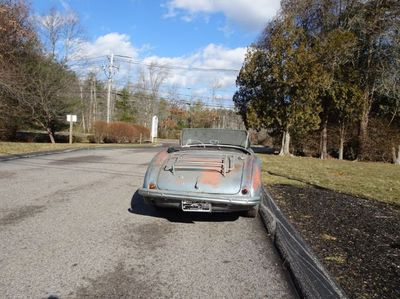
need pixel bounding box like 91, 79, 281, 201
0, 148, 296, 298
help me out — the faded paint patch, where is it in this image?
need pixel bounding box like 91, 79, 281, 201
198, 171, 222, 187
153, 151, 168, 166
252, 167, 261, 191
232, 163, 242, 172
175, 175, 186, 185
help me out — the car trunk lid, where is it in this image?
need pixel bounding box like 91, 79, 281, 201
157, 151, 244, 194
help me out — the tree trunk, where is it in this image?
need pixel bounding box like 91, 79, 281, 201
46, 128, 55, 144
80, 85, 86, 133
358, 91, 371, 160
358, 110, 369, 160
392, 145, 400, 165
93, 80, 97, 126
284, 131, 290, 155
339, 123, 345, 160
279, 130, 291, 156
279, 131, 285, 155
81, 112, 86, 133
320, 118, 328, 159
89, 80, 93, 130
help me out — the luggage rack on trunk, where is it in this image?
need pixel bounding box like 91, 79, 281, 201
164, 154, 234, 176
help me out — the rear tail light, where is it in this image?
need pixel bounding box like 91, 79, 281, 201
149, 182, 156, 189
241, 188, 249, 195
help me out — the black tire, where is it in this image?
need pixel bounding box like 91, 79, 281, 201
245, 205, 259, 218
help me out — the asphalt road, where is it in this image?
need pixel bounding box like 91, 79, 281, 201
0, 147, 297, 298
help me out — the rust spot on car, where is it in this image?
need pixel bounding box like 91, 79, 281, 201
198, 171, 222, 186
252, 167, 261, 191
153, 151, 168, 166
232, 163, 242, 171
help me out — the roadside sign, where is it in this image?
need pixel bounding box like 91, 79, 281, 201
66, 114, 77, 144
67, 114, 77, 122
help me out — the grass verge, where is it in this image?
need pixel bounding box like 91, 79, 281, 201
0, 142, 153, 156
260, 154, 400, 206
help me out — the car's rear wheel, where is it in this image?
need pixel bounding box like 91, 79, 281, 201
245, 205, 259, 218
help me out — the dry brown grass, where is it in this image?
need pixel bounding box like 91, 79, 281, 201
260, 154, 400, 205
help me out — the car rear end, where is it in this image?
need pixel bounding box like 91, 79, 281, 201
139, 148, 262, 213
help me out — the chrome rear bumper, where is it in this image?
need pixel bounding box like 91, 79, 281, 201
138, 188, 260, 209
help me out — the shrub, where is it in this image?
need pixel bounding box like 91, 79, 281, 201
87, 134, 96, 143
0, 120, 18, 141
92, 121, 150, 143
93, 121, 108, 143
106, 122, 138, 143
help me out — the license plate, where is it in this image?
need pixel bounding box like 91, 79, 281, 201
181, 201, 211, 212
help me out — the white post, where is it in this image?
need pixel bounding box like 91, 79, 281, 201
69, 119, 73, 144
151, 115, 158, 143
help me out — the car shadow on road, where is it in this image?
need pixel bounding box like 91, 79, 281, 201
128, 190, 240, 223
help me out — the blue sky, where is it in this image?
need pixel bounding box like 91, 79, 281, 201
32, 0, 281, 106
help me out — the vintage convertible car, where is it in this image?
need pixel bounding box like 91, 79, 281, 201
138, 128, 262, 217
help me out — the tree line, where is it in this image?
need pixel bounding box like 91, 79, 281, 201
77, 71, 244, 139
0, 0, 243, 143
234, 0, 399, 163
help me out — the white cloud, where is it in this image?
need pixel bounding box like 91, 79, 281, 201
164, 0, 281, 31
142, 44, 246, 102
218, 24, 235, 37
69, 33, 141, 79
70, 33, 246, 104
73, 32, 139, 59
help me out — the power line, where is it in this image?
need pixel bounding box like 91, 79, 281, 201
67, 54, 241, 73
69, 55, 109, 62
65, 90, 236, 109
114, 54, 240, 73
67, 55, 240, 97
75, 85, 235, 104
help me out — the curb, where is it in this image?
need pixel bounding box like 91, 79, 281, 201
260, 187, 347, 299
0, 148, 83, 162
0, 144, 163, 162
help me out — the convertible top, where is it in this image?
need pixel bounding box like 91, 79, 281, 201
180, 128, 249, 148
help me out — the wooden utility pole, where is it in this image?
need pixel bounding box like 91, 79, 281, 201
104, 53, 115, 124
80, 85, 86, 133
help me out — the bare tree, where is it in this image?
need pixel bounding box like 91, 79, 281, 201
210, 78, 222, 127
37, 7, 83, 63
38, 7, 63, 59
135, 62, 168, 127
61, 11, 82, 63
13, 55, 79, 143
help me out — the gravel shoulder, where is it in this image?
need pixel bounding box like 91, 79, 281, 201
0, 148, 296, 298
